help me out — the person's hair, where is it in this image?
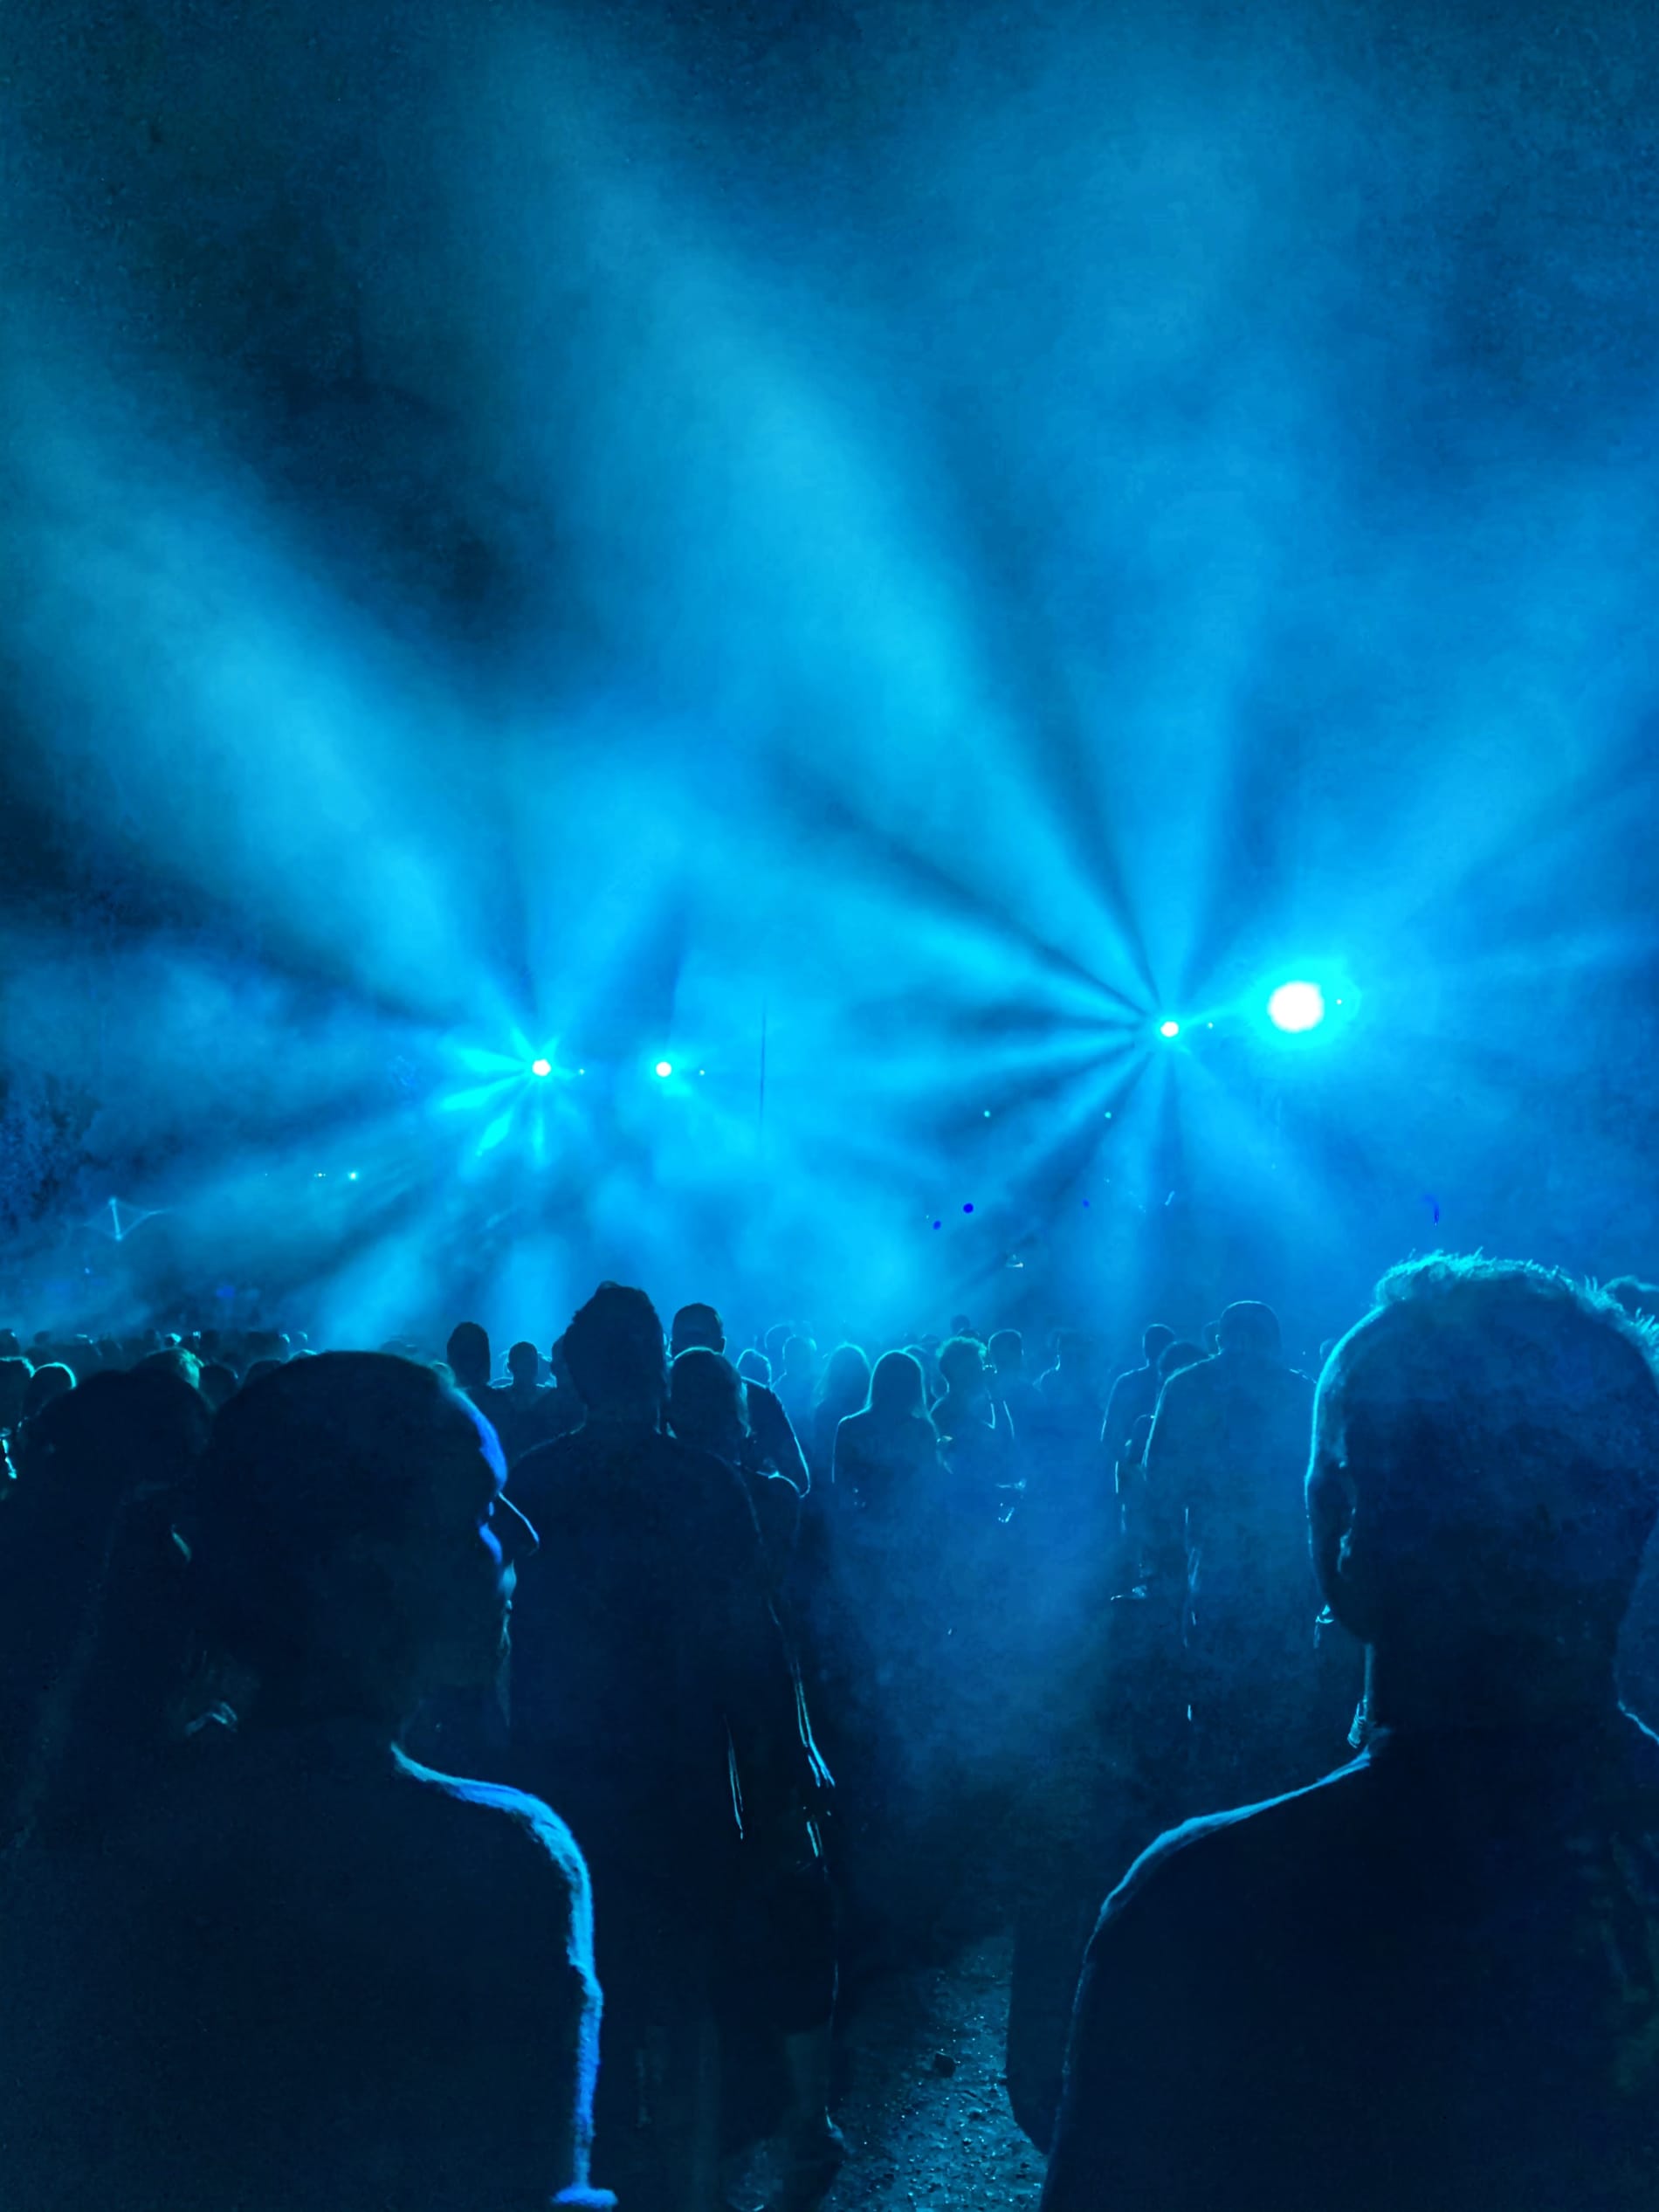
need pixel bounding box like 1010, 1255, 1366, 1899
1318, 1255, 1659, 1637
191, 1352, 467, 1681
988, 1329, 1023, 1373
667, 1348, 747, 1461
937, 1336, 985, 1392
1606, 1276, 1659, 1325
781, 1334, 816, 1374
869, 1349, 928, 1423
1157, 1338, 1208, 1382
243, 1357, 283, 1389
1141, 1322, 1175, 1362
763, 1325, 791, 1361
197, 1361, 237, 1411
22, 1364, 74, 1422
671, 1303, 724, 1356
562, 1284, 665, 1414
506, 1340, 540, 1385
444, 1321, 490, 1384
137, 1347, 202, 1392
1217, 1301, 1280, 1354
736, 1347, 771, 1387
816, 1342, 871, 1415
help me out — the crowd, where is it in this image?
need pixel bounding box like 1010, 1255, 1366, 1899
2, 1259, 1659, 2208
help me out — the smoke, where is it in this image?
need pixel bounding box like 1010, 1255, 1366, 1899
3, 0, 1658, 1343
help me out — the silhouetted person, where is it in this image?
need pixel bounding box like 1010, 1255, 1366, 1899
0, 1353, 605, 2210
934, 1335, 1018, 1513
775, 1335, 821, 1434
670, 1347, 801, 1571
508, 1285, 813, 2212
444, 1319, 493, 1403
489, 1339, 566, 1464
0, 1354, 32, 1433
671, 1303, 809, 1494
831, 1351, 940, 1513
1101, 1324, 1176, 1462
809, 1343, 871, 1485
988, 1328, 1044, 1436
1116, 1339, 1209, 1573
21, 1361, 72, 1421
1045, 1256, 1659, 2212
1144, 1299, 1318, 1799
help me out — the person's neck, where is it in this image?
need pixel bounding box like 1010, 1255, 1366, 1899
1364, 1639, 1622, 1738
584, 1403, 660, 1430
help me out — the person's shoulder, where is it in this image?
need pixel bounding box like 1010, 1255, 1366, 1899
393, 1752, 589, 1902
1101, 1754, 1373, 1930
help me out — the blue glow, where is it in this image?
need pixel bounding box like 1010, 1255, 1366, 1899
1267, 981, 1326, 1034
1159, 1019, 1181, 1039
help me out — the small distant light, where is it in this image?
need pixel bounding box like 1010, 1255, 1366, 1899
578, 1067, 585, 1075
962, 1202, 974, 1214
699, 1068, 706, 1076
983, 1108, 992, 1118
531, 1058, 553, 1078
1159, 1019, 1181, 1039
654, 1060, 673, 1079
348, 1171, 359, 1182
933, 1219, 942, 1230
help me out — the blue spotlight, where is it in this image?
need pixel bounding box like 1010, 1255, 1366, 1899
530, 1058, 553, 1078
654, 1059, 673, 1079
1158, 1018, 1181, 1039
1267, 980, 1325, 1033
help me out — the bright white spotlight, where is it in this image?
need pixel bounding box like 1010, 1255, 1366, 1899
1267, 980, 1325, 1033
1158, 1019, 1181, 1039
530, 1058, 553, 1078
654, 1060, 673, 1078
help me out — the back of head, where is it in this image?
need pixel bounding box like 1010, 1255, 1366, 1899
1142, 1322, 1175, 1365
671, 1302, 724, 1358
192, 1351, 465, 1682
763, 1324, 791, 1363
1218, 1301, 1281, 1357
870, 1350, 926, 1422
736, 1347, 771, 1387
137, 1347, 202, 1393
0, 1357, 34, 1429
198, 1361, 237, 1412
668, 1347, 747, 1460
1158, 1338, 1208, 1384
988, 1328, 1023, 1375
444, 1321, 491, 1390
506, 1340, 540, 1387
562, 1282, 666, 1418
781, 1334, 817, 1378
1313, 1256, 1659, 1657
937, 1335, 984, 1392
816, 1341, 871, 1411
23, 1364, 74, 1422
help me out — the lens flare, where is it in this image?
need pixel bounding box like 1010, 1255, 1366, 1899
654, 1060, 673, 1078
1159, 1019, 1181, 1039
530, 1058, 553, 1078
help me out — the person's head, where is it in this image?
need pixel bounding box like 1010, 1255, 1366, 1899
816, 1342, 871, 1414
667, 1348, 748, 1464
671, 1303, 725, 1358
506, 1340, 541, 1389
1141, 1322, 1175, 1366
1309, 1257, 1659, 1712
193, 1353, 534, 1726
1157, 1338, 1208, 1383
736, 1347, 771, 1387
781, 1334, 818, 1382
938, 1335, 986, 1395
137, 1347, 202, 1393
0, 1357, 34, 1430
244, 1357, 283, 1389
197, 1361, 237, 1411
763, 1324, 792, 1366
444, 1321, 491, 1394
548, 1334, 574, 1394
562, 1283, 667, 1423
949, 1313, 974, 1340
869, 1349, 927, 1423
988, 1329, 1024, 1377
1217, 1301, 1280, 1357
23, 1364, 74, 1422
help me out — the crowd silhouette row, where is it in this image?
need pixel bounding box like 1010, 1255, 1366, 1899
3, 1260, 1659, 2209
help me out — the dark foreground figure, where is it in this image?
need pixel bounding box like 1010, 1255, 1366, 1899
1044, 1258, 1659, 2212
0, 1355, 608, 2212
